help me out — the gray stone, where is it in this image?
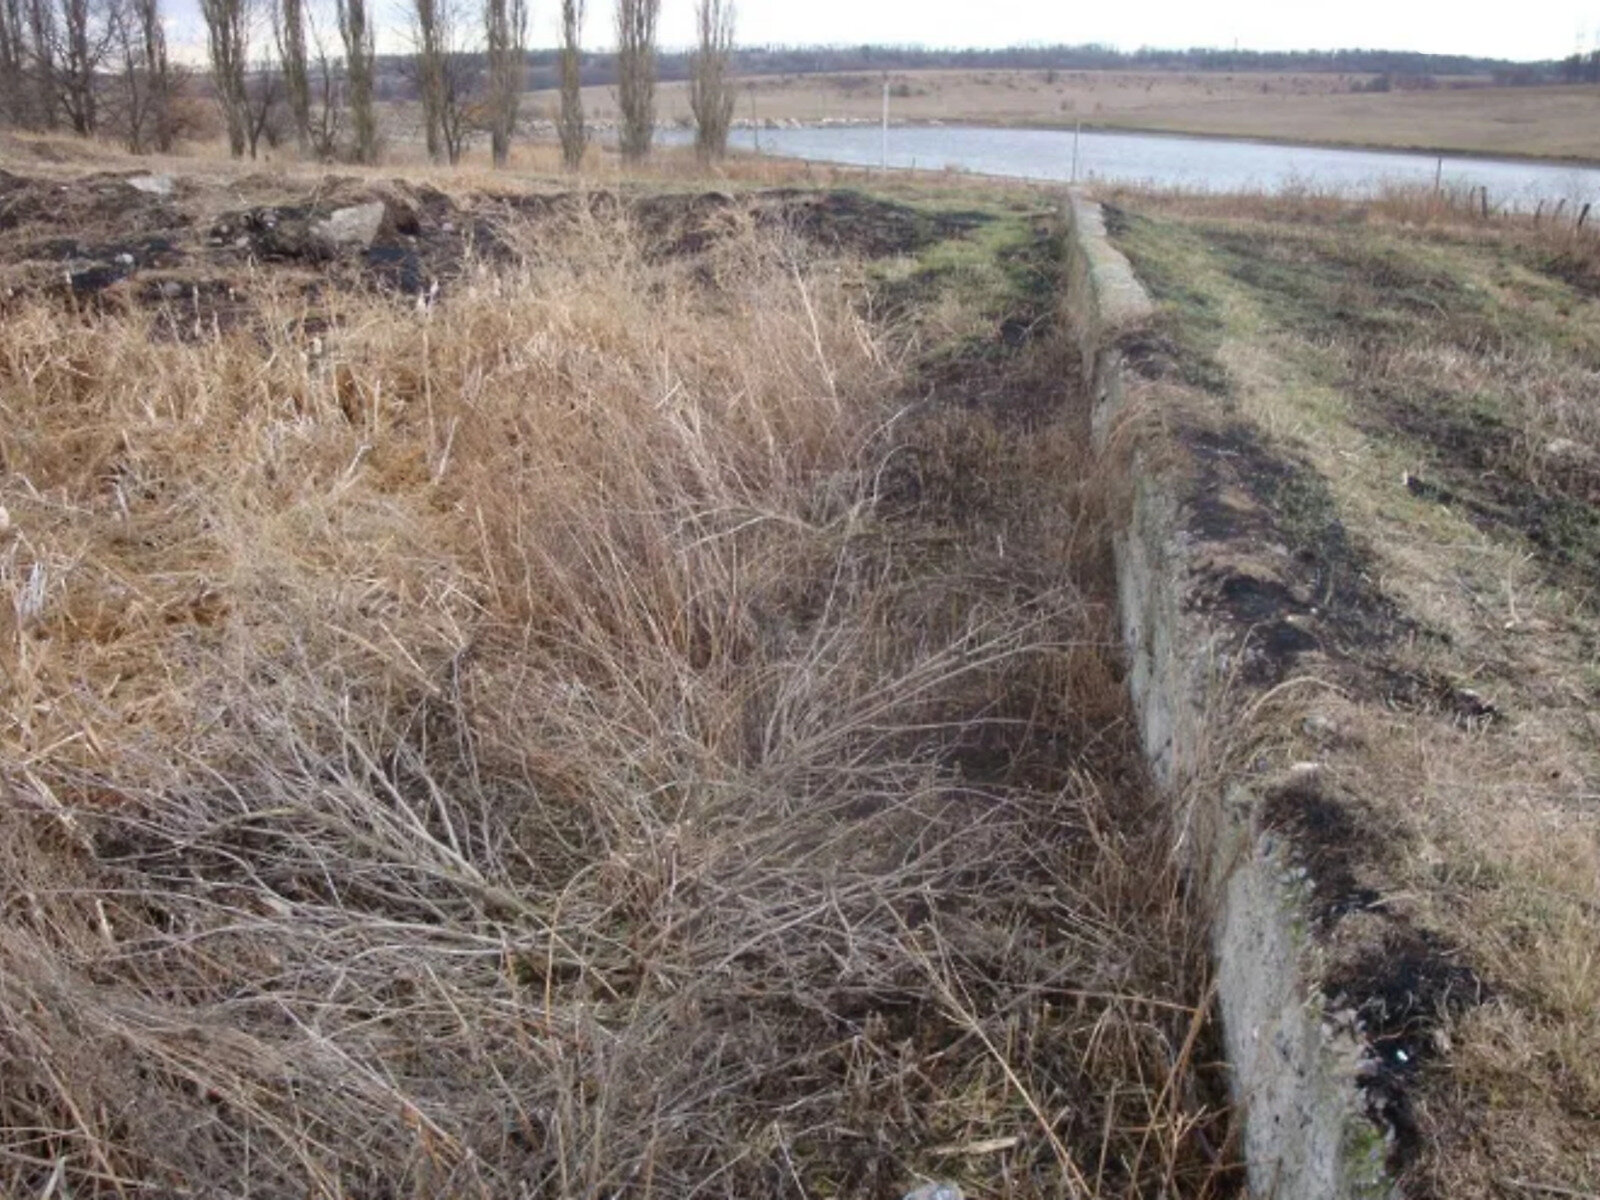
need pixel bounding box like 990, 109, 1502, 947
311, 202, 386, 252
902, 1185, 962, 1200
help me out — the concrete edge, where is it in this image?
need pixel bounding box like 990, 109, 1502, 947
1058, 190, 1395, 1200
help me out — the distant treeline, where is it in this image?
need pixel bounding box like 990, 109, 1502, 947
1560, 51, 1600, 84
477, 43, 1567, 94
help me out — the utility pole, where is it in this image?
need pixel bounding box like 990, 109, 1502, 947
881, 74, 890, 171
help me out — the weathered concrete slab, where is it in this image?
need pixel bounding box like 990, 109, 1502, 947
1060, 189, 1395, 1200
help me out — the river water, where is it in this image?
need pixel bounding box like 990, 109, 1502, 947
701, 125, 1600, 209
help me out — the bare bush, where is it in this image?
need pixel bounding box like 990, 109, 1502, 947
614, 0, 656, 162
689, 0, 733, 163
556, 0, 585, 170
242, 55, 285, 157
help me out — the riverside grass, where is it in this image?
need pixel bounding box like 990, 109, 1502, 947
0, 198, 1234, 1196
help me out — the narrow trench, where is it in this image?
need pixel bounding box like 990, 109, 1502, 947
0, 193, 1237, 1200
817, 229, 1243, 1198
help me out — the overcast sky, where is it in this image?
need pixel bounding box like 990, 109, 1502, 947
165, 0, 1600, 64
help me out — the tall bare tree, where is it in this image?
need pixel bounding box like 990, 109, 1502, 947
304, 14, 342, 158
113, 0, 174, 150
483, 0, 524, 167
411, 0, 444, 159
336, 0, 375, 161
413, 0, 474, 164
199, 0, 250, 155
688, 0, 732, 162
25, 0, 58, 127
614, 0, 656, 162
56, 0, 118, 135
556, 0, 584, 169
274, 0, 310, 149
0, 0, 25, 124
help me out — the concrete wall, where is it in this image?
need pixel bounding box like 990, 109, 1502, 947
1059, 193, 1394, 1200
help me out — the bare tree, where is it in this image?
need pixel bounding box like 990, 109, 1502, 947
199, 0, 250, 155
688, 0, 732, 163
25, 0, 58, 127
614, 0, 656, 163
556, 0, 584, 170
412, 0, 475, 164
55, 0, 119, 135
111, 0, 174, 150
483, 0, 524, 167
304, 14, 342, 158
0, 0, 25, 124
242, 53, 284, 157
336, 0, 375, 162
436, 43, 479, 163
135, 0, 172, 148
274, 0, 310, 149
411, 0, 444, 160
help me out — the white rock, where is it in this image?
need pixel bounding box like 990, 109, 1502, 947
127, 174, 174, 196
311, 202, 386, 252
1545, 437, 1591, 462
903, 1186, 963, 1200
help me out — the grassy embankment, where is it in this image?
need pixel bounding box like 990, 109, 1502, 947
0, 147, 1237, 1198
1104, 186, 1600, 1197
549, 70, 1600, 162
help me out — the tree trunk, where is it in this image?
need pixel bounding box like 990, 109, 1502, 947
557, 0, 585, 170
689, 0, 734, 164
615, 0, 658, 163
484, 0, 523, 168
337, 0, 376, 163
276, 0, 311, 150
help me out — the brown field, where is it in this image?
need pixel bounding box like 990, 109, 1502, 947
531, 70, 1600, 163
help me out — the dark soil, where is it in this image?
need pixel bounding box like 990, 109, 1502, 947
1262, 773, 1488, 1176
1325, 928, 1486, 1175
0, 171, 993, 325
1262, 776, 1387, 930
1365, 393, 1600, 586
1182, 421, 1412, 685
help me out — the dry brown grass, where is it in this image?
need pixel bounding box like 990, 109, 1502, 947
0, 190, 1232, 1196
